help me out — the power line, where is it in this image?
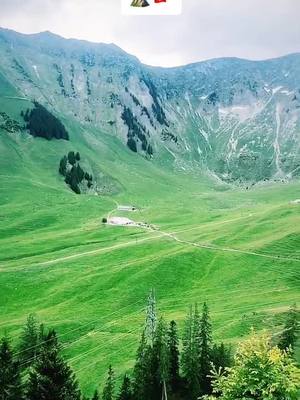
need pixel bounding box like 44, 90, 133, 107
13, 299, 144, 358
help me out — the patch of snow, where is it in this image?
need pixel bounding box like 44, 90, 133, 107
219, 105, 254, 122
198, 128, 211, 149
272, 86, 283, 95
164, 145, 176, 159
32, 65, 40, 79
219, 108, 229, 115
280, 90, 294, 96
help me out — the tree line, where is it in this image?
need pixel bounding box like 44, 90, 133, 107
121, 107, 153, 156
0, 293, 298, 400
21, 101, 69, 141
59, 151, 93, 194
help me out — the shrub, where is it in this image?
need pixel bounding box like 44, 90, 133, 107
205, 331, 300, 400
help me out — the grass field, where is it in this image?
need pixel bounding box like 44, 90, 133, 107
0, 94, 299, 395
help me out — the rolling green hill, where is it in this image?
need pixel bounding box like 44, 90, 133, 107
0, 29, 299, 397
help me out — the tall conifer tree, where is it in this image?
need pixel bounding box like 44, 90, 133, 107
102, 365, 115, 400
198, 302, 213, 394
26, 330, 81, 400
181, 306, 200, 400
18, 314, 38, 368
211, 342, 232, 373
167, 320, 180, 391
145, 289, 157, 346
0, 337, 23, 400
152, 318, 170, 400
117, 375, 133, 400
132, 331, 150, 400
91, 390, 99, 400
278, 304, 299, 350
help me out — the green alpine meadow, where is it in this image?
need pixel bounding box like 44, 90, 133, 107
0, 10, 299, 399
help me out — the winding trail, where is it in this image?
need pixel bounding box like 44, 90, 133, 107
1, 208, 300, 271
107, 199, 119, 219
158, 230, 300, 264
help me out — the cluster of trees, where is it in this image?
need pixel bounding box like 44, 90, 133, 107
98, 300, 299, 400
121, 107, 153, 156
59, 151, 93, 194
0, 297, 298, 400
123, 295, 233, 400
0, 315, 81, 400
140, 78, 169, 127
21, 101, 69, 140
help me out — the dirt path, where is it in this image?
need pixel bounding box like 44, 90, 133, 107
157, 230, 300, 264
2, 210, 300, 271
107, 199, 119, 219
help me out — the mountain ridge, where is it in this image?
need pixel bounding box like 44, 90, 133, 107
1, 26, 299, 68
0, 27, 300, 184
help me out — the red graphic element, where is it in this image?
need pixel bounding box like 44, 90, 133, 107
155, 0, 167, 3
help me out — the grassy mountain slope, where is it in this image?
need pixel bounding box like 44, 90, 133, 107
1, 27, 300, 183
0, 31, 299, 396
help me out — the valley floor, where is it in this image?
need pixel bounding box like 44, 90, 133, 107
1, 169, 299, 395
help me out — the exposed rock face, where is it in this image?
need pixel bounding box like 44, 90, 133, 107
0, 27, 300, 183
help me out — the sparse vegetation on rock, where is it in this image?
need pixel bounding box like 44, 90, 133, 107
0, 111, 23, 133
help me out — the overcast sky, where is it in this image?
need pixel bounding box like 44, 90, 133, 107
0, 0, 300, 67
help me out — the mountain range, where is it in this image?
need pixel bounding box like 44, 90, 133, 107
0, 27, 300, 184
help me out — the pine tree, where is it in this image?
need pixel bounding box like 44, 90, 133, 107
59, 156, 68, 176
26, 329, 81, 400
132, 331, 150, 400
68, 151, 76, 166
0, 337, 23, 400
193, 303, 201, 366
278, 304, 299, 350
127, 138, 137, 153
102, 365, 115, 400
117, 375, 132, 400
211, 342, 232, 373
181, 306, 200, 400
65, 166, 81, 194
91, 389, 99, 400
18, 313, 38, 368
167, 320, 180, 391
145, 289, 157, 346
153, 318, 170, 400
24, 109, 30, 122
198, 302, 212, 394
76, 164, 85, 182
